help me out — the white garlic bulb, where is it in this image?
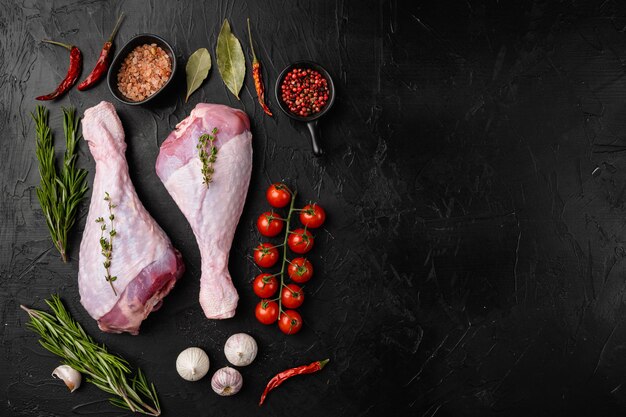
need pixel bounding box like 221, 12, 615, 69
224, 333, 258, 367
52, 365, 81, 392
176, 347, 210, 381
211, 367, 243, 396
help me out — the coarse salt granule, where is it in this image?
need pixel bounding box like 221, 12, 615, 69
117, 43, 172, 102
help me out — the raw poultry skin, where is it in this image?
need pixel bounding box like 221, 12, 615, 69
156, 103, 252, 319
79, 101, 185, 335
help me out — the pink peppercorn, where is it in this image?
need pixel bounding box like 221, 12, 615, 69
280, 68, 330, 117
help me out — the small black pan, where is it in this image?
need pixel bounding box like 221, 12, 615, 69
275, 61, 335, 156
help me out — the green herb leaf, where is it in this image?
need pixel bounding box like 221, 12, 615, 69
31, 106, 88, 263
21, 296, 161, 416
98, 192, 118, 296
185, 48, 212, 103
198, 129, 219, 186
216, 19, 246, 99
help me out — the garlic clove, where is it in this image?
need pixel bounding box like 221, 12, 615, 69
176, 347, 210, 382
224, 333, 258, 367
52, 365, 81, 393
211, 367, 243, 396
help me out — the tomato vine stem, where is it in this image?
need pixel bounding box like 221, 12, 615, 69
277, 190, 298, 314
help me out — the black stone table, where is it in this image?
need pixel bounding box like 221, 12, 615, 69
3, 1, 626, 416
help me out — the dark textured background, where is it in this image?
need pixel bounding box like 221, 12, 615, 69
6, 0, 626, 416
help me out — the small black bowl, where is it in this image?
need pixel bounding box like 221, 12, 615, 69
275, 61, 335, 156
107, 34, 176, 106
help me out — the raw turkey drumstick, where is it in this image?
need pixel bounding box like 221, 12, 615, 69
156, 103, 253, 319
79, 101, 185, 335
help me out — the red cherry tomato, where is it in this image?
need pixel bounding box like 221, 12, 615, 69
299, 204, 326, 229
288, 258, 313, 283
288, 229, 314, 254
278, 310, 303, 335
253, 273, 279, 298
266, 183, 292, 208
281, 284, 304, 309
255, 300, 279, 324
254, 243, 279, 268
256, 211, 284, 237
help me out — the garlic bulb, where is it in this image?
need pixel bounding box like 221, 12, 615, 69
211, 367, 243, 396
224, 333, 258, 367
176, 347, 210, 381
52, 365, 81, 392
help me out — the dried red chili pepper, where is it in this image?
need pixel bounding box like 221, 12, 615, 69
36, 40, 82, 101
259, 358, 329, 406
77, 13, 125, 91
247, 18, 272, 116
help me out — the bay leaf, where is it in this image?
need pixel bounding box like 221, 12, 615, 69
216, 19, 246, 99
185, 48, 212, 103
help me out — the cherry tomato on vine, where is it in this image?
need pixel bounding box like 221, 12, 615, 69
257, 211, 284, 237
266, 183, 292, 208
300, 203, 326, 229
281, 284, 304, 309
288, 258, 313, 283
255, 300, 279, 324
254, 243, 279, 268
288, 228, 314, 254
278, 310, 303, 335
253, 273, 279, 298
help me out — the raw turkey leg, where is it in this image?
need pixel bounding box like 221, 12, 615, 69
156, 103, 252, 319
79, 101, 185, 335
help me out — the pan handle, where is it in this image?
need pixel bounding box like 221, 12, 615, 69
306, 121, 324, 156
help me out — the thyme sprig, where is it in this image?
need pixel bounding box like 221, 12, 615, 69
197, 127, 219, 186
20, 295, 161, 416
95, 192, 118, 296
32, 106, 88, 262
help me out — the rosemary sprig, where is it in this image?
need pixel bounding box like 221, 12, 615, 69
197, 127, 219, 186
20, 295, 161, 416
95, 192, 118, 296
32, 106, 88, 262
